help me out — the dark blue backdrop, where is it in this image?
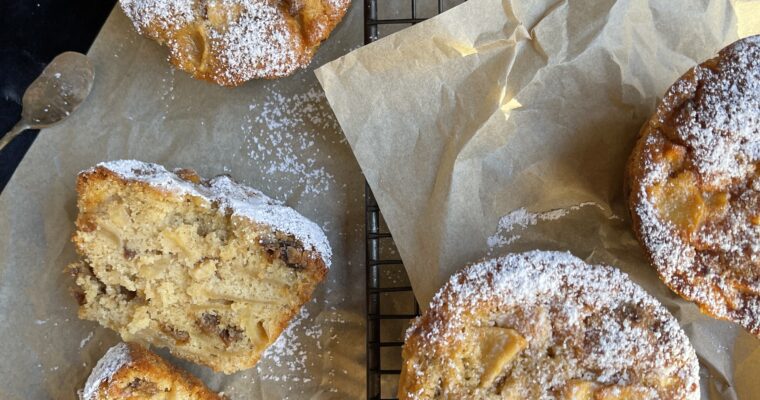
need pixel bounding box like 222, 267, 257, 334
0, 0, 116, 192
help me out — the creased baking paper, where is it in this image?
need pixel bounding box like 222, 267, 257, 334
316, 0, 760, 398
0, 5, 365, 400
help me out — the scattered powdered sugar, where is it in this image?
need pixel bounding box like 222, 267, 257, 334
244, 302, 349, 392
238, 84, 341, 198
258, 306, 310, 381
210, 1, 303, 83
88, 160, 332, 267
632, 36, 759, 335
486, 202, 610, 249
80, 332, 95, 349
487, 208, 538, 248
80, 343, 132, 400
120, 0, 195, 31
327, 0, 350, 10
404, 251, 700, 399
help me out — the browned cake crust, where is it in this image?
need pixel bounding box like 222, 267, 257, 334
69, 160, 330, 373
626, 35, 760, 336
119, 0, 350, 86
399, 251, 700, 400
80, 342, 221, 399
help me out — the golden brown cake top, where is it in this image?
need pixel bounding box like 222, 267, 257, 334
81, 343, 134, 400
401, 251, 699, 399
80, 342, 221, 399
119, 0, 350, 85
84, 160, 331, 267
628, 35, 759, 335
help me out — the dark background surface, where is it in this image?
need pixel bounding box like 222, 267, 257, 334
0, 0, 117, 192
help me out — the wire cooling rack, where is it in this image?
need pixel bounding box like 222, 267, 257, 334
365, 184, 418, 400
364, 1, 463, 398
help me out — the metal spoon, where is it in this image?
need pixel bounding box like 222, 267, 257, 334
0, 52, 94, 151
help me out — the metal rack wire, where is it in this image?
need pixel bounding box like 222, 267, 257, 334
364, 1, 463, 398
365, 183, 416, 400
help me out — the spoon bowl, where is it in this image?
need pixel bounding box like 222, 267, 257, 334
0, 52, 94, 151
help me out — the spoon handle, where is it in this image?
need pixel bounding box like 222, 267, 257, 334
0, 121, 31, 152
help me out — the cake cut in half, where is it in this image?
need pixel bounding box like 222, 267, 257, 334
69, 160, 331, 374
80, 342, 221, 399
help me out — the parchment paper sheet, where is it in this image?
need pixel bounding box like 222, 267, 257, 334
0, 4, 366, 399
316, 0, 760, 398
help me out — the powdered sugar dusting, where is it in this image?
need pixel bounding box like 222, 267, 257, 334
403, 251, 699, 399
487, 202, 611, 249
213, 299, 349, 393
325, 0, 349, 9
211, 1, 304, 83
631, 36, 759, 335
120, 0, 195, 31
258, 306, 310, 381
672, 36, 760, 187
238, 84, 340, 197
88, 160, 332, 267
80, 343, 132, 400
80, 331, 94, 349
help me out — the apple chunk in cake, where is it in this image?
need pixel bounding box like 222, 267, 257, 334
69, 160, 331, 374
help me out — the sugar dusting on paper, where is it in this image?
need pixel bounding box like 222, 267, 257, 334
487, 202, 611, 249
258, 307, 312, 383
220, 298, 350, 395
239, 83, 342, 198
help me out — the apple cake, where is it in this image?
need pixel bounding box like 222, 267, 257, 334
399, 251, 699, 399
80, 342, 221, 399
119, 0, 351, 86
626, 35, 760, 336
69, 160, 331, 374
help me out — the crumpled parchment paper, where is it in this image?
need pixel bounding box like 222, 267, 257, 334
315, 0, 760, 398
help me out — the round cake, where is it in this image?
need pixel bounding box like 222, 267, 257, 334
119, 0, 351, 86
626, 35, 759, 336
399, 251, 699, 399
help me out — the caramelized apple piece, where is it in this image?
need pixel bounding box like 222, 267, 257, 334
595, 385, 647, 399
205, 1, 243, 29
661, 143, 686, 169
562, 379, 598, 400
704, 191, 729, 218
162, 229, 197, 259
174, 24, 209, 72
650, 171, 705, 234
243, 318, 269, 348
750, 214, 760, 225
498, 376, 526, 399
108, 204, 131, 226
477, 327, 527, 388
